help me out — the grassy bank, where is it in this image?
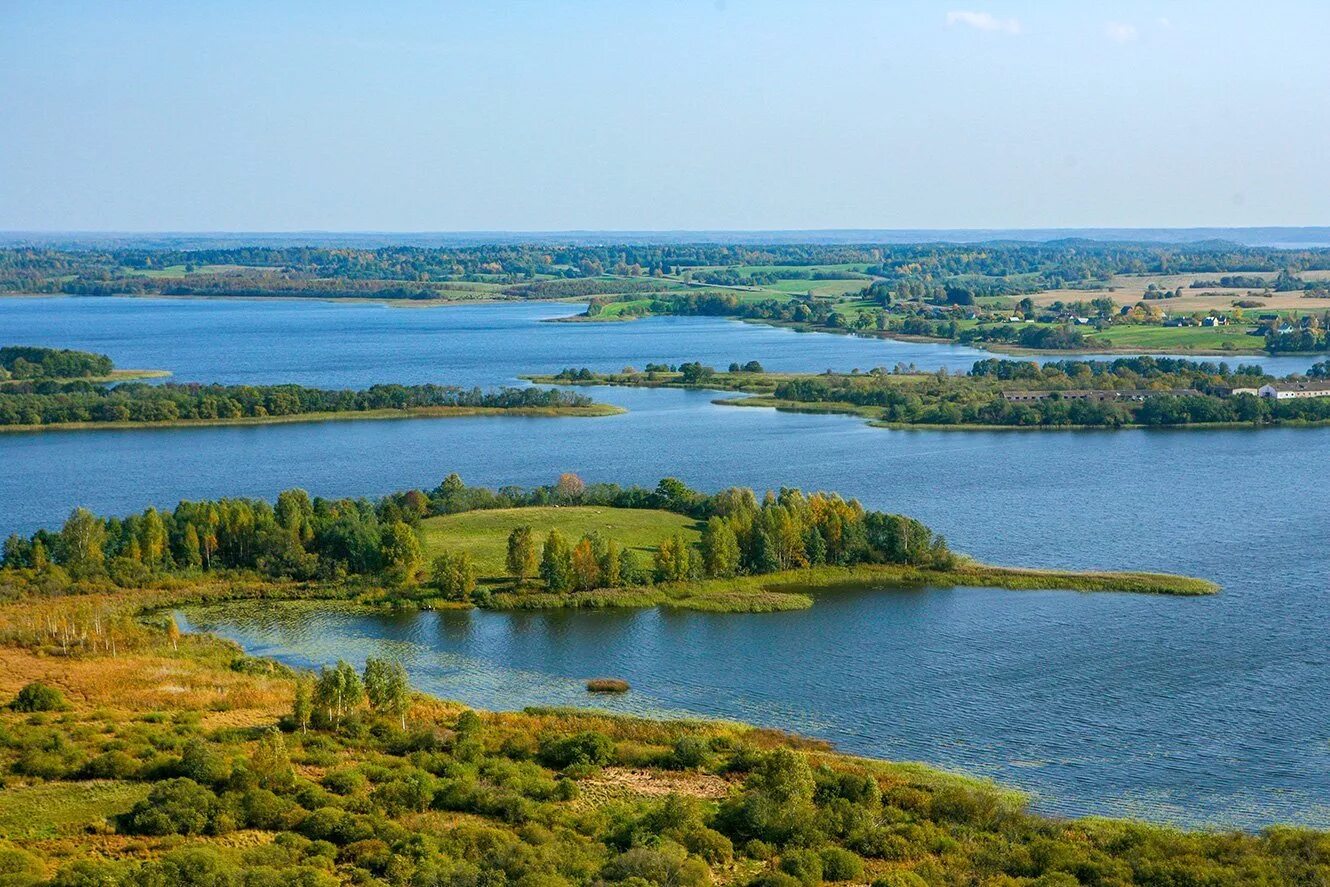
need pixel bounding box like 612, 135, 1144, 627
0, 575, 1313, 885
0, 402, 624, 434
485, 562, 1217, 612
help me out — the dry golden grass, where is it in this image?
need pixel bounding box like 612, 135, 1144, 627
587, 766, 732, 800
1035, 271, 1330, 312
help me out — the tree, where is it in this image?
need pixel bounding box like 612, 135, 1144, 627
506, 525, 537, 585
250, 728, 294, 790
313, 660, 363, 729
58, 507, 106, 577
275, 488, 315, 543
364, 657, 411, 729
600, 539, 623, 587
379, 521, 422, 585
701, 517, 740, 578
292, 675, 312, 733
430, 552, 477, 601
654, 534, 691, 583
571, 535, 602, 591
540, 530, 574, 593
555, 472, 585, 502
180, 523, 203, 569
139, 508, 168, 568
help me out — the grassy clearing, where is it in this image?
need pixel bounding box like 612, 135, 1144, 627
420, 506, 702, 579
0, 780, 151, 840
0, 402, 624, 434
1088, 323, 1261, 351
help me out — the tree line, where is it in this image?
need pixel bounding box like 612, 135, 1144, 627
0, 346, 113, 381
0, 381, 594, 427
1, 476, 951, 598
763, 358, 1330, 427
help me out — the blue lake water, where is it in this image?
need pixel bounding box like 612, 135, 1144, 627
4, 295, 1329, 829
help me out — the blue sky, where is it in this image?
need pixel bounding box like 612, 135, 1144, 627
1, 1, 1326, 231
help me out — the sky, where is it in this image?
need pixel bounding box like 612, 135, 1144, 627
1, 1, 1328, 232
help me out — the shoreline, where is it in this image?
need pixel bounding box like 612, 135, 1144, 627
527, 372, 1330, 432
0, 402, 624, 434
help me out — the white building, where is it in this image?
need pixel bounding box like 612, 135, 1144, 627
1258, 381, 1330, 400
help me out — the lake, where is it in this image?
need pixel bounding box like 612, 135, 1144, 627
5, 295, 1329, 829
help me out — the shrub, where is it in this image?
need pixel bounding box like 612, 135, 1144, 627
177, 739, 231, 787
0, 846, 43, 883
667, 736, 711, 770
538, 731, 615, 769
81, 750, 141, 780
121, 778, 220, 836
818, 848, 864, 882
871, 874, 928, 887
11, 681, 65, 712
749, 873, 802, 887
778, 849, 823, 886
602, 843, 710, 887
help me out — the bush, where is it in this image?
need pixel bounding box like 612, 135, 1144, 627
871, 874, 928, 887
749, 873, 802, 887
778, 849, 823, 886
818, 848, 864, 882
121, 778, 220, 836
10, 681, 65, 712
538, 731, 615, 769
667, 736, 711, 770
602, 844, 710, 887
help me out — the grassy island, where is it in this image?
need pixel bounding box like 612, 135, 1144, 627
530, 356, 1330, 430
0, 475, 1215, 632
0, 346, 620, 431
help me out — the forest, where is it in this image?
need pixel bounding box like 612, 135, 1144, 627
0, 346, 113, 381
6, 240, 1330, 300
0, 381, 600, 428
0, 476, 949, 603
538, 358, 1330, 429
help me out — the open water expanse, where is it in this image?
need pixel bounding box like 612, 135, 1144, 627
4, 295, 1328, 828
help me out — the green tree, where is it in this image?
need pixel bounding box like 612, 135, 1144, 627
364, 658, 411, 729
701, 517, 740, 578
430, 551, 477, 601
506, 525, 538, 585
540, 529, 574, 593
600, 538, 623, 587
654, 533, 691, 582
291, 675, 312, 733
379, 520, 422, 585
180, 523, 203, 568
313, 660, 364, 728
58, 507, 106, 577
250, 728, 294, 790
275, 488, 315, 543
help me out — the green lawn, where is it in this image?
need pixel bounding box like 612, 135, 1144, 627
1091, 323, 1261, 351
419, 506, 703, 580
0, 780, 150, 840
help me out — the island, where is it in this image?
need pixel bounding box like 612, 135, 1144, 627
0, 346, 620, 431
0, 475, 1314, 886
0, 345, 168, 386
1, 474, 1215, 622
528, 357, 1330, 430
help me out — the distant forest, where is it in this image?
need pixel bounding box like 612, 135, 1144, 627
4, 241, 1330, 299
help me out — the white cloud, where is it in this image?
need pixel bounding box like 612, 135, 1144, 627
1105, 21, 1138, 42
946, 11, 1022, 35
